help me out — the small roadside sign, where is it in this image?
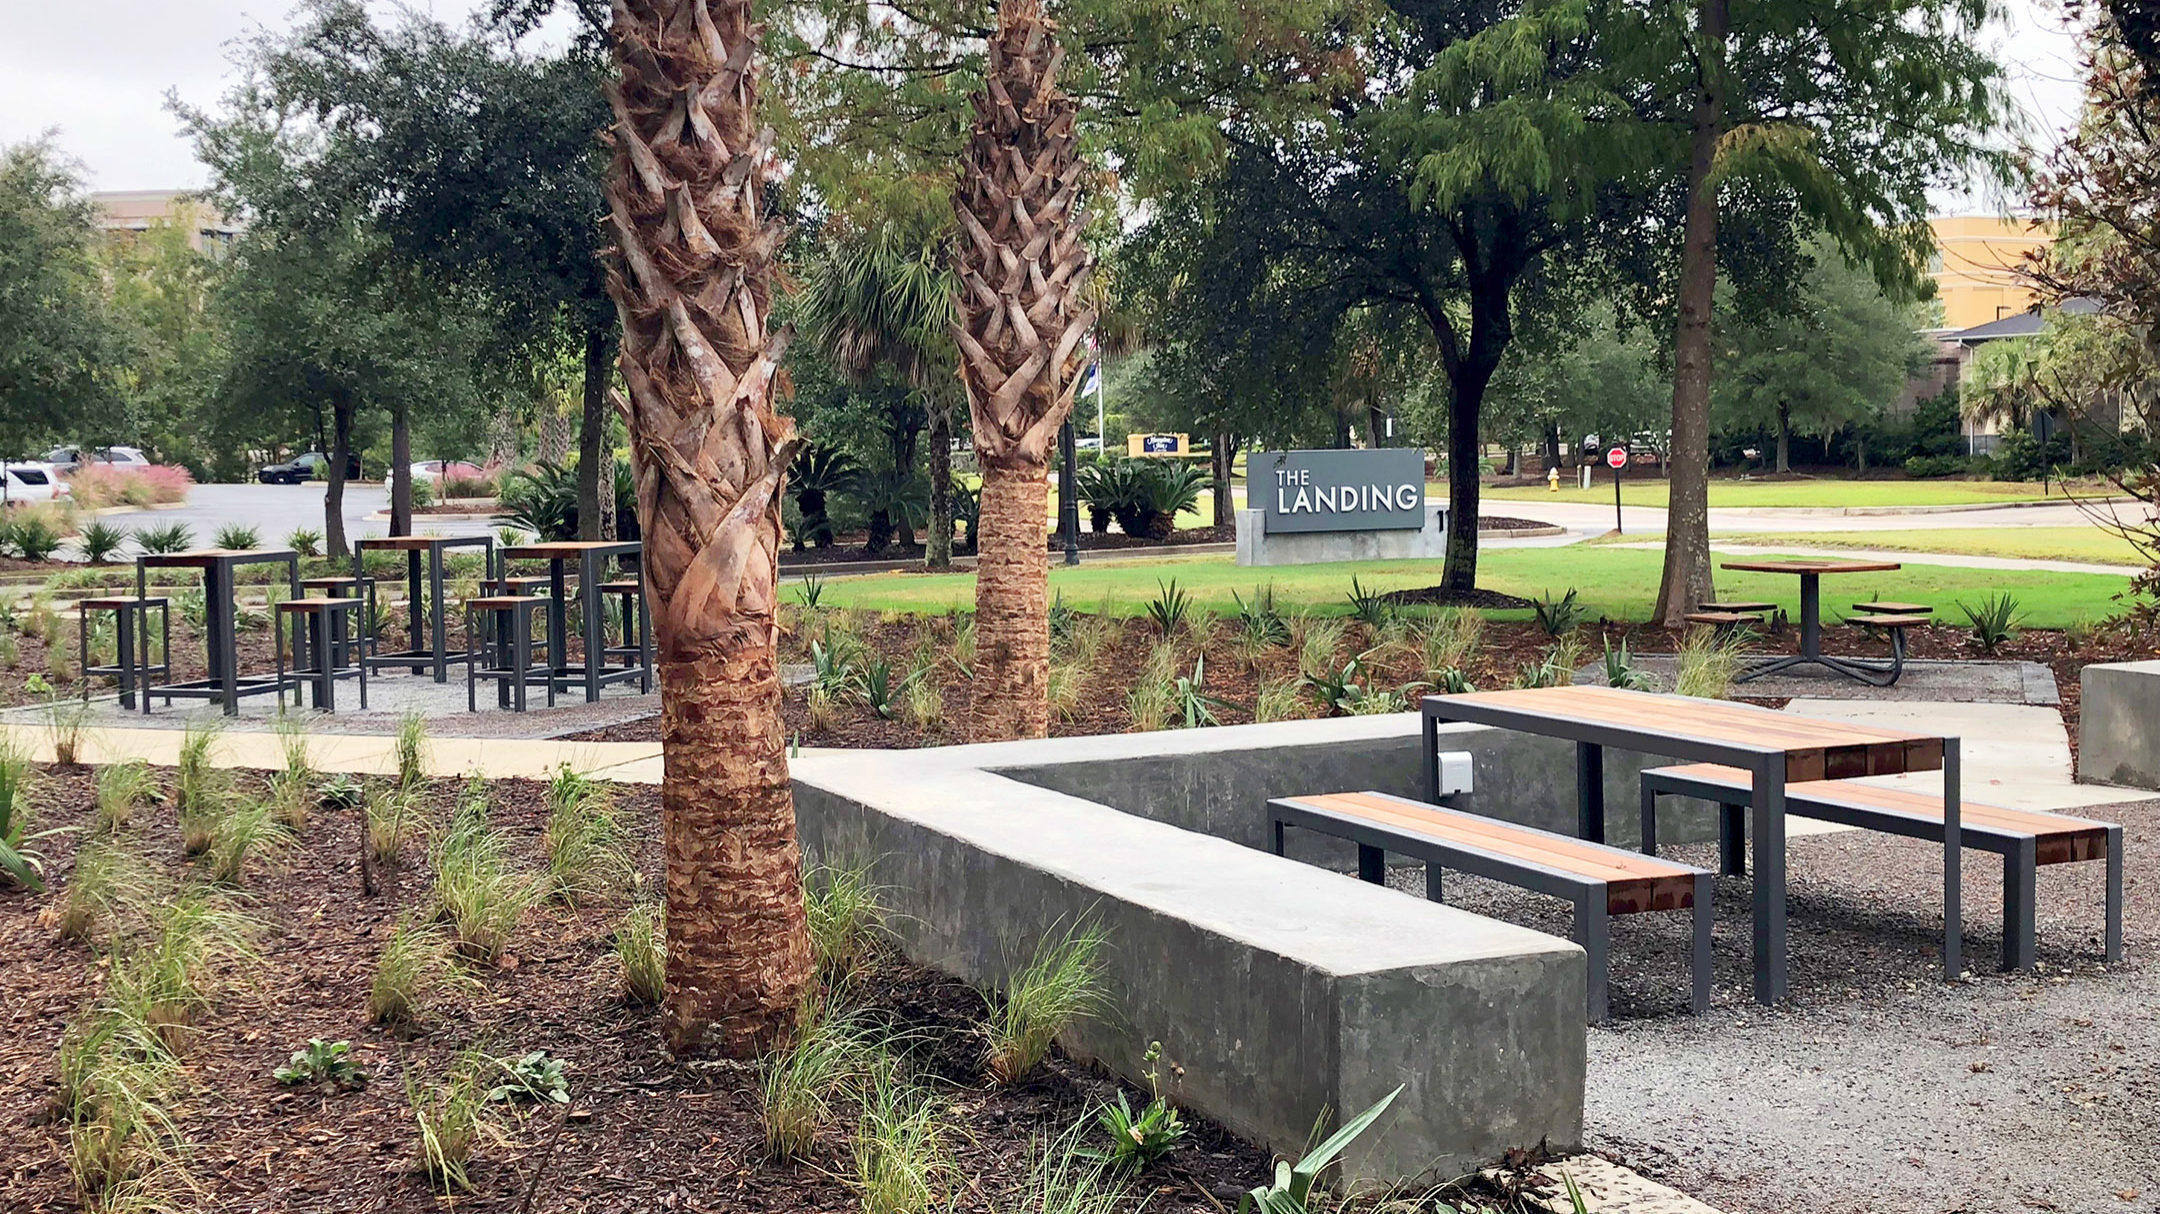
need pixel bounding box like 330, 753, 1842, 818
1606, 447, 1628, 470
1606, 447, 1627, 533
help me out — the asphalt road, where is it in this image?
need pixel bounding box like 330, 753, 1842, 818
89, 482, 498, 551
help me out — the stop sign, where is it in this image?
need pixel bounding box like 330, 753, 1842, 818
1606, 446, 1629, 470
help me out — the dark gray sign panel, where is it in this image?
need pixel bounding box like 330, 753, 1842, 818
1259, 449, 1427, 533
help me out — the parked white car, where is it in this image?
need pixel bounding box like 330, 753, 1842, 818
1, 463, 71, 505
43, 445, 151, 473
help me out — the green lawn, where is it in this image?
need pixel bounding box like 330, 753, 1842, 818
805, 545, 2130, 629
1486, 477, 2074, 508
1713, 527, 2149, 567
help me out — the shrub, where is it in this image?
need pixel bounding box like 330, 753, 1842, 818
284, 527, 323, 558
212, 523, 261, 551
986, 922, 1110, 1084
67, 464, 192, 509
1345, 576, 1393, 627
902, 667, 943, 730
367, 918, 475, 1026
1171, 657, 1232, 728
1673, 626, 1745, 699
76, 520, 128, 564
441, 472, 497, 500
1532, 587, 1584, 636
1903, 453, 1966, 479
1957, 592, 2022, 654
1420, 608, 1484, 678
1142, 579, 1191, 637
1, 739, 67, 891
8, 513, 63, 561
132, 522, 193, 555
614, 899, 666, 1004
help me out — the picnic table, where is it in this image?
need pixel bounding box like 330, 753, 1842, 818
497, 540, 644, 703
1721, 558, 1901, 684
1422, 684, 1962, 1005
137, 548, 301, 715
354, 534, 495, 683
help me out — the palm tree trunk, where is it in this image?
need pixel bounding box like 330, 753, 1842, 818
605, 0, 810, 1056
1655, 0, 1727, 626
972, 461, 1050, 736
953, 0, 1095, 741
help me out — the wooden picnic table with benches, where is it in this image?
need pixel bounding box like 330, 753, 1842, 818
1421, 685, 1964, 1006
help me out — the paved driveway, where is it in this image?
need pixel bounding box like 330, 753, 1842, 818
89, 482, 498, 552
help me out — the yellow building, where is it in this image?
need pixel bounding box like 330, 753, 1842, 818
1926, 214, 2052, 330
92, 190, 243, 259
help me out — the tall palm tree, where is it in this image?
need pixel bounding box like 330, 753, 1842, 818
604, 0, 810, 1056
799, 221, 962, 567
953, 0, 1095, 741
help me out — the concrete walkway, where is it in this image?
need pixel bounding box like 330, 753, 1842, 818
0, 720, 666, 784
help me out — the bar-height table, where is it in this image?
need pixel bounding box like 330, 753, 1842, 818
497, 540, 645, 703
137, 548, 301, 715
354, 535, 494, 683
1422, 685, 1961, 1005
1721, 558, 1903, 684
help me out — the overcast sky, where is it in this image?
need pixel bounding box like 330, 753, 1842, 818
0, 0, 2090, 210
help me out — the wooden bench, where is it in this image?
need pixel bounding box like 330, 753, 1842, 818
1852, 601, 1931, 615
1682, 611, 1759, 631
1698, 600, 1775, 615
1268, 791, 1713, 1021
1640, 763, 2122, 971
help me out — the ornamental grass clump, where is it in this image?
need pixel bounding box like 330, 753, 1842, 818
428, 805, 539, 963
543, 766, 631, 906
104, 890, 256, 1051
58, 1011, 187, 1205
986, 922, 1110, 1084
406, 1049, 499, 1194
58, 840, 161, 944
761, 1000, 881, 1159
395, 710, 430, 788
806, 859, 887, 986
613, 899, 667, 1005
367, 917, 476, 1027
1672, 626, 1745, 700
93, 761, 154, 836
852, 1065, 951, 1214
205, 795, 283, 886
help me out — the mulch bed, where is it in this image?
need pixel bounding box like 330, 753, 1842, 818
562, 608, 2160, 750
0, 765, 1294, 1213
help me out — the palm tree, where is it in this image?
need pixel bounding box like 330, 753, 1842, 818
604, 0, 810, 1056
799, 221, 962, 567
952, 0, 1096, 741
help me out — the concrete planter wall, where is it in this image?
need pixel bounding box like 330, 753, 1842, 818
2080, 660, 2160, 789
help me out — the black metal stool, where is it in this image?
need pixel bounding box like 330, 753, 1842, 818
78, 596, 170, 713
465, 595, 555, 712
276, 596, 370, 711
597, 578, 653, 694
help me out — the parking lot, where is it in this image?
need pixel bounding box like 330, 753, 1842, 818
90, 482, 498, 550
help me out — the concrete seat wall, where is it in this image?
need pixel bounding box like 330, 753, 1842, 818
2081, 660, 2160, 790
792, 738, 1588, 1188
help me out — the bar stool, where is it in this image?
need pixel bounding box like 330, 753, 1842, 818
465, 595, 555, 712
479, 575, 554, 659
301, 575, 379, 656
597, 579, 653, 693
78, 596, 170, 713
276, 597, 370, 711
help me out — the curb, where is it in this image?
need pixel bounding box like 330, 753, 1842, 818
1727, 495, 2123, 517
782, 525, 1558, 578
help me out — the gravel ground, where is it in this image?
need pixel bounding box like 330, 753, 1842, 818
1387, 799, 2157, 1213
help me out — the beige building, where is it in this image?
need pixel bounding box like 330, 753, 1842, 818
92, 190, 242, 259
1926, 214, 2052, 330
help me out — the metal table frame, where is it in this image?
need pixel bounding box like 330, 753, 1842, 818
498, 541, 646, 703
1722, 559, 1904, 686
1421, 688, 1962, 1005
353, 535, 495, 683
137, 549, 302, 715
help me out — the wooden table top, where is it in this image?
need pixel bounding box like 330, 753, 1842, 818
1721, 559, 1902, 576
355, 535, 492, 552
138, 548, 298, 567
500, 540, 642, 559
1427, 685, 1943, 782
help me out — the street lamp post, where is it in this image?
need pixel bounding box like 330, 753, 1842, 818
1058, 419, 1081, 566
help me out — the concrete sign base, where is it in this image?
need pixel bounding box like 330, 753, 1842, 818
1235, 505, 1447, 566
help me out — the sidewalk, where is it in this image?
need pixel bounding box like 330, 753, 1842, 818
1608, 539, 2134, 577
0, 721, 666, 784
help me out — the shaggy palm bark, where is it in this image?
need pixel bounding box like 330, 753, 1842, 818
953, 0, 1095, 741
604, 0, 810, 1056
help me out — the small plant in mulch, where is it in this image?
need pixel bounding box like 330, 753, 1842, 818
612, 899, 666, 1005
1238, 1085, 1402, 1214
486, 1050, 570, 1105
274, 1039, 368, 1090
985, 921, 1109, 1085
1085, 1040, 1188, 1172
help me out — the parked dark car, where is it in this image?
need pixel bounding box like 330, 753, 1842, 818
258, 451, 362, 484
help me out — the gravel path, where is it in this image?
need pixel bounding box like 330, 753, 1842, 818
1389, 798, 2157, 1214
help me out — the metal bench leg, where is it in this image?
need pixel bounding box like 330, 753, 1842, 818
1576, 891, 1609, 1023
2106, 825, 2124, 963
275, 615, 288, 711
1720, 803, 1747, 876
1269, 817, 1286, 857
513, 624, 531, 713
2002, 838, 2037, 971
1639, 782, 1659, 856
1357, 843, 1385, 885
1425, 862, 1444, 903
116, 607, 138, 711
1691, 872, 1713, 1014
466, 610, 479, 713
